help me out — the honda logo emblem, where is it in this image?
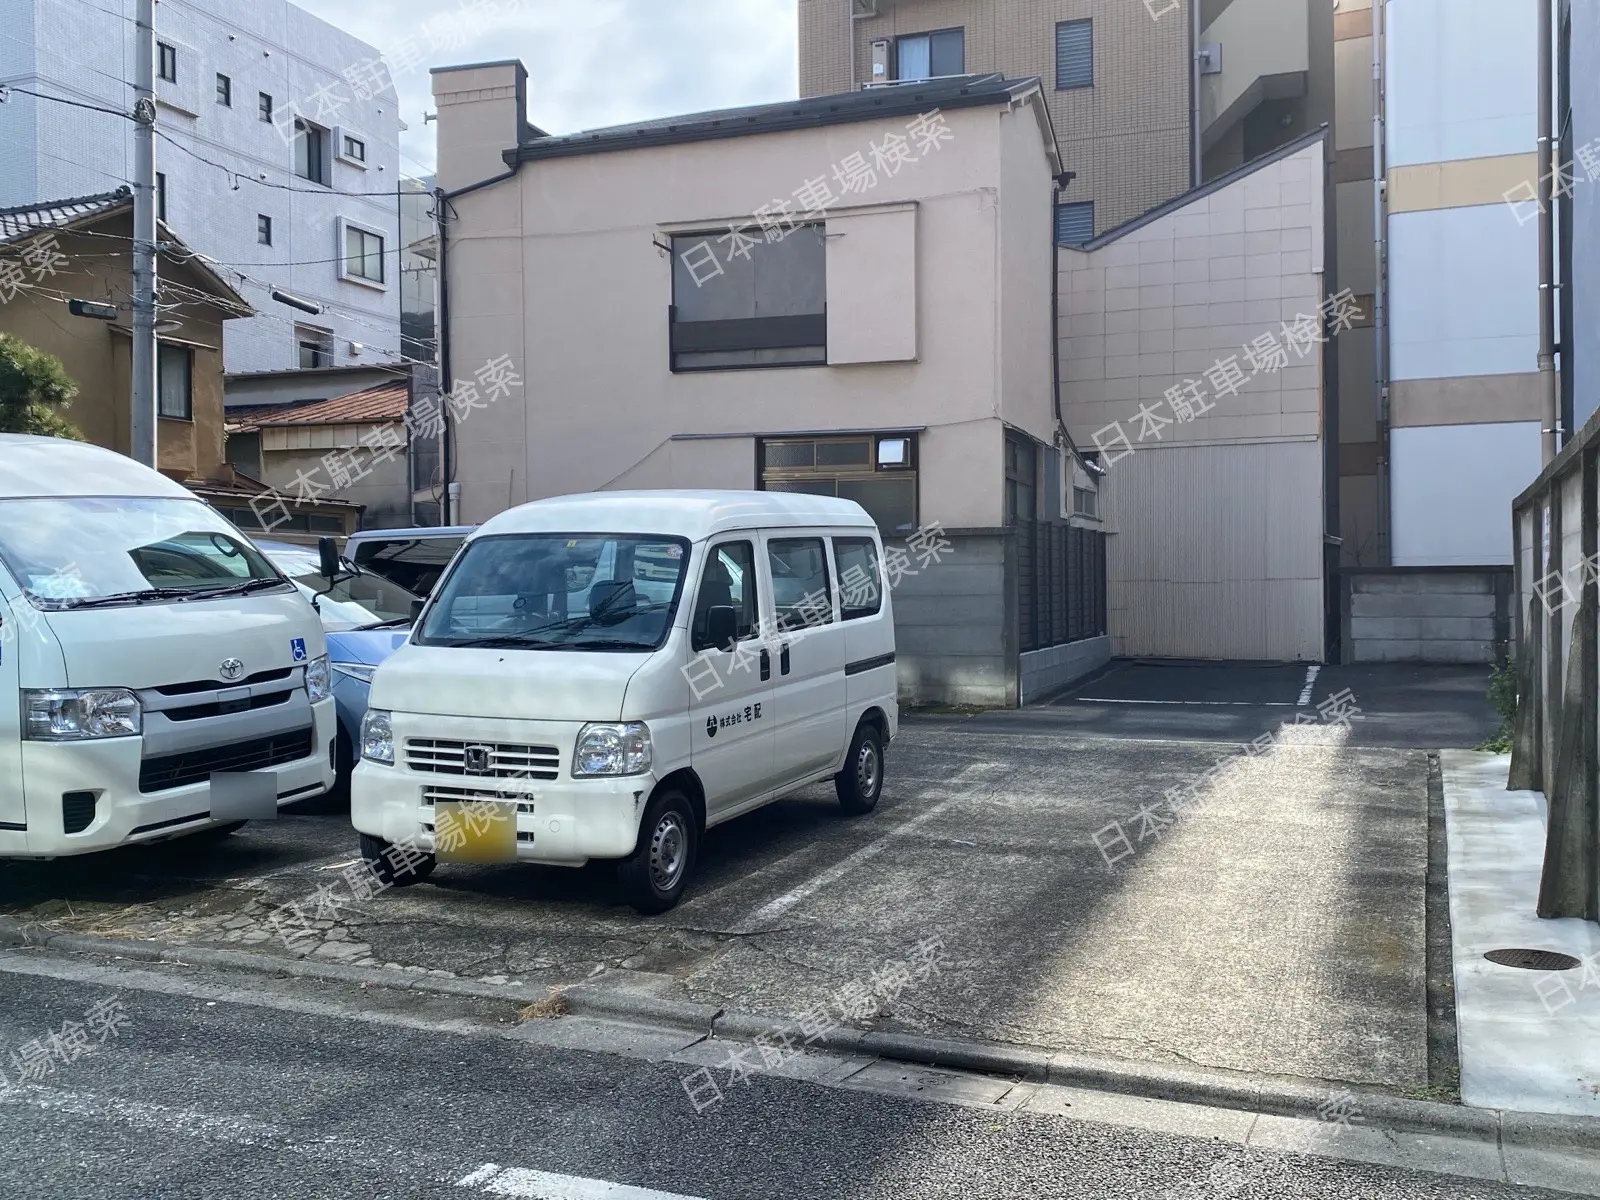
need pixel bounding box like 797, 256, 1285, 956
463, 745, 492, 774
218, 658, 245, 682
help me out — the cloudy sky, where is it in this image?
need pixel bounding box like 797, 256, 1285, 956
297, 0, 799, 177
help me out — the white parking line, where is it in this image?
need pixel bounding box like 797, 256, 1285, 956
1297, 665, 1321, 707
456, 1165, 707, 1199
1069, 698, 1295, 708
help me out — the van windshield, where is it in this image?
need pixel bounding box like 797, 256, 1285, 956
415, 533, 690, 651
0, 496, 288, 609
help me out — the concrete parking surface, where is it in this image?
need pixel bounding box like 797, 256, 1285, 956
0, 662, 1497, 1099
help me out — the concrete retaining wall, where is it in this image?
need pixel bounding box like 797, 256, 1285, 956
1019, 636, 1112, 704
1343, 568, 1512, 663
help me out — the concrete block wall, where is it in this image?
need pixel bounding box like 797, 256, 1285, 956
1344, 568, 1512, 663
1019, 634, 1111, 703
891, 532, 1012, 706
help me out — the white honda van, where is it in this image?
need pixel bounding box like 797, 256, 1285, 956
0, 435, 336, 857
351, 490, 897, 912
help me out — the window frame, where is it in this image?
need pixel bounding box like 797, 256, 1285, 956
294, 118, 330, 186
154, 172, 167, 222
1055, 18, 1094, 90
758, 434, 920, 536
832, 536, 883, 621
1004, 431, 1039, 526
1055, 200, 1095, 247
337, 217, 387, 288
215, 72, 231, 106
342, 134, 366, 163
690, 538, 762, 653
257, 214, 272, 246
668, 226, 827, 373
296, 325, 334, 369
157, 42, 177, 83
258, 92, 273, 122
766, 535, 836, 631
894, 26, 965, 81
156, 342, 193, 421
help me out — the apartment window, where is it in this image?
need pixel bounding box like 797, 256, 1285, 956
342, 135, 365, 162
157, 343, 192, 420
257, 214, 272, 245
258, 92, 273, 122
154, 172, 167, 222
342, 223, 385, 284
296, 326, 334, 369
896, 27, 964, 81
1005, 432, 1037, 525
1056, 201, 1094, 246
294, 118, 329, 185
1056, 20, 1093, 89
760, 435, 917, 535
669, 226, 826, 371
157, 42, 176, 83
215, 73, 231, 106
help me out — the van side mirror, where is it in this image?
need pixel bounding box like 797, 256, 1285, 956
317, 536, 342, 582
706, 605, 738, 652
409, 598, 426, 625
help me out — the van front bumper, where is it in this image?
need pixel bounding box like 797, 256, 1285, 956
350, 759, 656, 866
8, 699, 337, 858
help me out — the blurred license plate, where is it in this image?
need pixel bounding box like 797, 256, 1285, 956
434, 799, 518, 863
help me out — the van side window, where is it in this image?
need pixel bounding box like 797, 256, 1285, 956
832, 537, 882, 620
767, 537, 834, 630
691, 541, 759, 652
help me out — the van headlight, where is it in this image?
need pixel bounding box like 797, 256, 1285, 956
24, 688, 141, 740
305, 655, 331, 703
573, 722, 652, 776
360, 709, 394, 765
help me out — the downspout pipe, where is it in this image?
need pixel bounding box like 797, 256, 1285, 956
1190, 0, 1202, 186
1538, 0, 1559, 462
436, 168, 519, 525
1373, 0, 1391, 562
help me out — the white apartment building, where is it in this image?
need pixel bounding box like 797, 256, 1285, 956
0, 0, 402, 375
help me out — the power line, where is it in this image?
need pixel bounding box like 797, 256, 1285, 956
154, 128, 412, 198
3, 84, 132, 121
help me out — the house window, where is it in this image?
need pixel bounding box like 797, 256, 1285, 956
157, 42, 176, 83
1073, 486, 1098, 517
216, 73, 231, 106
342, 224, 385, 283
896, 27, 964, 81
1056, 19, 1093, 89
1005, 432, 1037, 524
257, 214, 272, 245
669, 226, 826, 371
258, 92, 273, 122
760, 435, 917, 535
155, 172, 167, 222
342, 135, 365, 162
294, 119, 329, 185
297, 326, 334, 369
1056, 201, 1094, 246
157, 343, 192, 420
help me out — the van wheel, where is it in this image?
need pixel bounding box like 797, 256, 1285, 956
835, 722, 884, 815
360, 832, 436, 888
618, 789, 697, 914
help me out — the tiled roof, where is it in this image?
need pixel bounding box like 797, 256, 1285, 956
0, 187, 132, 245
227, 380, 409, 430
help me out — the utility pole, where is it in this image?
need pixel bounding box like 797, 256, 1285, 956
130, 0, 158, 467
1536, 0, 1558, 463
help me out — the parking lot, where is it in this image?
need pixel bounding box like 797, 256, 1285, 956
0, 662, 1496, 1097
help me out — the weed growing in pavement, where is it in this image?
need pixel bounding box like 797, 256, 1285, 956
1478, 659, 1518, 753
517, 990, 569, 1021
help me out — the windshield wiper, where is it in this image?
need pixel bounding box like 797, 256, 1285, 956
562, 600, 672, 636
438, 634, 562, 649
355, 616, 414, 630
553, 637, 658, 651
182, 578, 290, 601
49, 586, 198, 610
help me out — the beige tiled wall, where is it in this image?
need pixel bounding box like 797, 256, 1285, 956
799, 0, 1192, 235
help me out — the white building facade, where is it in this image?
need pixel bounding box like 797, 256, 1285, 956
0, 0, 402, 375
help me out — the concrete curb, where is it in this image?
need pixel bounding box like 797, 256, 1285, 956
3, 918, 1594, 1151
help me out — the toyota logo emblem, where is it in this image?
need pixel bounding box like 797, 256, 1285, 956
463, 745, 493, 774
218, 658, 245, 682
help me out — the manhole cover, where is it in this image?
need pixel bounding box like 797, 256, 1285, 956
1484, 948, 1581, 971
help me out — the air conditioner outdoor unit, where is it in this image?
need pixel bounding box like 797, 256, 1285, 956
852, 0, 879, 18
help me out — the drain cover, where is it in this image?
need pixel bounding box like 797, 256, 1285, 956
1484, 948, 1581, 971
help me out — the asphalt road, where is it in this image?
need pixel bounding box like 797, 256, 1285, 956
0, 964, 1563, 1200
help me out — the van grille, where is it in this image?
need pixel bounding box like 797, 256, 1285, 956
405, 739, 560, 780
139, 728, 314, 792
153, 668, 295, 697
420, 786, 535, 812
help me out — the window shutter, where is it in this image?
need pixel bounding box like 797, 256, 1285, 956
1056, 20, 1093, 89
1055, 201, 1094, 247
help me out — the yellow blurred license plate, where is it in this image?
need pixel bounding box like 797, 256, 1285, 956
434, 800, 518, 863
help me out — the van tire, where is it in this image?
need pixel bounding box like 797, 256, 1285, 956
835, 722, 884, 815
360, 832, 436, 887
617, 788, 697, 914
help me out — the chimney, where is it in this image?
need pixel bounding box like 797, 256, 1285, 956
430, 60, 532, 194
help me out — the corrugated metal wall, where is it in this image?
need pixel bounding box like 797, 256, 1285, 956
1101, 440, 1326, 660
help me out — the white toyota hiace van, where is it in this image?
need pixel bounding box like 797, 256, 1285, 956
351, 491, 898, 912
0, 435, 336, 857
